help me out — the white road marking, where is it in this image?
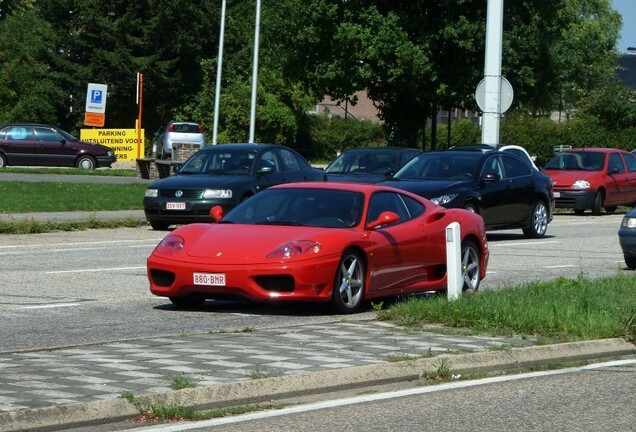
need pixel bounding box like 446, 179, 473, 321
0, 239, 162, 250
116, 359, 636, 432
490, 240, 560, 247
544, 265, 578, 269
21, 303, 81, 310
46, 266, 146, 274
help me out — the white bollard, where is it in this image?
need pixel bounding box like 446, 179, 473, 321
446, 222, 462, 301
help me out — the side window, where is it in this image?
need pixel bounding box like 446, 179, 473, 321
258, 150, 279, 173
501, 155, 531, 178
400, 194, 425, 219
481, 156, 505, 179
7, 126, 33, 141
34, 127, 63, 142
278, 148, 302, 171
622, 152, 636, 173
608, 153, 624, 174
366, 191, 409, 226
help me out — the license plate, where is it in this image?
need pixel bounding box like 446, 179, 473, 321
553, 192, 561, 198
166, 202, 186, 210
193, 272, 226, 286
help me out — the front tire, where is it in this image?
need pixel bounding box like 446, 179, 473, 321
591, 191, 603, 215
0, 153, 7, 168
522, 200, 548, 238
625, 255, 636, 270
460, 240, 481, 292
149, 220, 171, 230
76, 155, 96, 169
331, 250, 365, 313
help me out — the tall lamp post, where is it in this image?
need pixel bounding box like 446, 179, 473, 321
212, 0, 227, 146
248, 0, 261, 143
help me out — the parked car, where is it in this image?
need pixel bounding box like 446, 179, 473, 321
0, 123, 116, 169
451, 144, 539, 171
619, 207, 636, 269
153, 121, 206, 159
147, 182, 489, 312
382, 150, 554, 238
324, 147, 422, 183
143, 143, 326, 230
542, 148, 636, 215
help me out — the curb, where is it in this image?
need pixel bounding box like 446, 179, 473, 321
1, 338, 633, 432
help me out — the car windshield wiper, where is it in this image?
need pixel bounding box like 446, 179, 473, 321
255, 221, 303, 226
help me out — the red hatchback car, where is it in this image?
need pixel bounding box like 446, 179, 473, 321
147, 182, 489, 313
543, 148, 636, 215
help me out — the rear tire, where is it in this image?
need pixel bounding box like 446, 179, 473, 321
0, 153, 7, 168
331, 250, 365, 313
460, 240, 481, 292
625, 255, 636, 270
604, 206, 617, 214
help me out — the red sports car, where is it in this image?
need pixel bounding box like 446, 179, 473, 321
147, 182, 489, 313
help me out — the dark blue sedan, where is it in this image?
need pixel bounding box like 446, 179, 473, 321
619, 207, 636, 269
143, 143, 326, 230
324, 147, 422, 183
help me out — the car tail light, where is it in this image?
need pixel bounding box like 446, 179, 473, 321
168, 124, 174, 132
198, 125, 204, 133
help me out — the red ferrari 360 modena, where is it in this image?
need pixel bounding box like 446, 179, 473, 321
147, 182, 489, 313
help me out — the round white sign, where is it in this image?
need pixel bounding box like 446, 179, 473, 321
475, 76, 514, 113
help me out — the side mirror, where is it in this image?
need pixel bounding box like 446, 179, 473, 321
482, 172, 501, 183
258, 166, 274, 174
366, 211, 399, 229
210, 205, 224, 222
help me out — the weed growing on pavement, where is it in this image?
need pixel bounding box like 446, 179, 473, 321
423, 362, 453, 381
170, 374, 199, 390
0, 217, 145, 234
378, 275, 636, 343
140, 403, 288, 422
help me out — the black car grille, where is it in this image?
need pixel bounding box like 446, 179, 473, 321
159, 189, 203, 198
254, 275, 295, 292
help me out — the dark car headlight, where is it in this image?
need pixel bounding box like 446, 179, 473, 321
431, 194, 458, 205
203, 189, 232, 199
621, 216, 636, 229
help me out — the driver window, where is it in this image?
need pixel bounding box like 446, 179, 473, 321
258, 150, 278, 172
482, 156, 505, 179
366, 191, 408, 226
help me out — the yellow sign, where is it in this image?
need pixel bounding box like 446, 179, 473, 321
84, 112, 105, 127
80, 129, 145, 161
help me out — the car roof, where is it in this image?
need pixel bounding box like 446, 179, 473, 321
561, 147, 626, 154
339, 147, 421, 153
200, 143, 280, 151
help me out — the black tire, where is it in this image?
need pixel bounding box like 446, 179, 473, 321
169, 295, 205, 308
604, 206, 617, 214
591, 191, 603, 215
0, 153, 7, 168
331, 250, 365, 313
522, 200, 548, 238
76, 155, 96, 169
625, 255, 636, 270
460, 240, 481, 292
150, 220, 171, 230
463, 203, 478, 213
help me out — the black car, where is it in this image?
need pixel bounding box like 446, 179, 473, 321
382, 150, 555, 238
619, 206, 636, 270
324, 147, 422, 183
0, 123, 116, 169
143, 143, 326, 230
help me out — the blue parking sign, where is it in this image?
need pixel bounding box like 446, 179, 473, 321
90, 90, 103, 104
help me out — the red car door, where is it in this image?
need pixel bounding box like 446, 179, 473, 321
604, 152, 632, 206
0, 125, 37, 165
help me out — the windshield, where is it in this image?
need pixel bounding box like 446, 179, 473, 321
545, 152, 605, 171
326, 151, 395, 174
223, 188, 364, 228
394, 153, 480, 180
179, 149, 257, 175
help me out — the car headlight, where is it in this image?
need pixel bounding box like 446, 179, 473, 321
431, 194, 458, 205
267, 240, 322, 260
154, 235, 185, 255
145, 188, 158, 198
203, 189, 233, 199
621, 217, 636, 229
572, 180, 590, 189
107, 150, 114, 157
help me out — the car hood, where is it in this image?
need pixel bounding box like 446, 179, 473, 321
381, 178, 467, 198
542, 169, 601, 187
76, 140, 113, 153
149, 174, 250, 189
176, 224, 345, 263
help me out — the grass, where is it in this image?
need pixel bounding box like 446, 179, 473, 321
0, 181, 146, 213
0, 166, 137, 176
378, 274, 636, 343
0, 216, 146, 234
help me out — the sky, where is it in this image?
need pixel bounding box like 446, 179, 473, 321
613, 0, 636, 52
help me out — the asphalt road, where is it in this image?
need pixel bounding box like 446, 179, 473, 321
0, 212, 631, 353
97, 359, 636, 432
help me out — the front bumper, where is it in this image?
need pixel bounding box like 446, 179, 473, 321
97, 155, 117, 168
143, 198, 236, 225
618, 227, 636, 257
553, 190, 596, 210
